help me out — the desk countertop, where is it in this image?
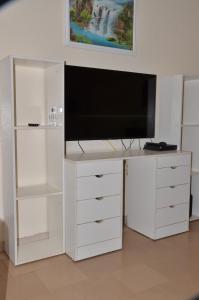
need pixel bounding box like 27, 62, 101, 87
65, 150, 191, 163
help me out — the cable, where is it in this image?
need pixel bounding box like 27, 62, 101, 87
121, 139, 127, 151
107, 140, 117, 151
139, 139, 141, 150
78, 140, 85, 153
129, 139, 134, 150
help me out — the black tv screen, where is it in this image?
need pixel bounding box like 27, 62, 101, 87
65, 65, 156, 141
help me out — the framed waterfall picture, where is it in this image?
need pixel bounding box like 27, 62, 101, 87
65, 0, 136, 54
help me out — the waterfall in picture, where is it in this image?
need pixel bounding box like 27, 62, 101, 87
89, 1, 121, 38
98, 7, 109, 35
89, 4, 100, 33
106, 9, 119, 37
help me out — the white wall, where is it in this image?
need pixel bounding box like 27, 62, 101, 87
1, 0, 199, 74
1, 0, 199, 241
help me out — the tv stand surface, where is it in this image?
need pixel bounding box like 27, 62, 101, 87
65, 149, 188, 162
65, 149, 191, 261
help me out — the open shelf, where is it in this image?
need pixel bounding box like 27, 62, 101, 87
15, 129, 63, 192
190, 215, 199, 222
14, 59, 64, 128
17, 194, 64, 264
16, 184, 62, 200
182, 127, 199, 173
181, 123, 199, 127
192, 169, 199, 176
0, 57, 64, 265
14, 125, 63, 130
17, 235, 63, 265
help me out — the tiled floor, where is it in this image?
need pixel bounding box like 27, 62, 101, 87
1, 222, 199, 300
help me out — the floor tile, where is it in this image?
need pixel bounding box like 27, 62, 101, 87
4, 254, 69, 277
0, 260, 9, 281
0, 280, 7, 300
75, 248, 143, 280
35, 258, 87, 290
4, 272, 48, 300
27, 291, 55, 300
52, 277, 134, 300
113, 264, 168, 294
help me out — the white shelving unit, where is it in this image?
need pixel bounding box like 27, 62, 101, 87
0, 56, 65, 265
181, 77, 199, 222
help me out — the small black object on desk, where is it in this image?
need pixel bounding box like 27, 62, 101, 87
28, 123, 40, 127
144, 142, 177, 151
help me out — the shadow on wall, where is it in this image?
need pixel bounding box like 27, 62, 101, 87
0, 219, 8, 300
0, 0, 15, 9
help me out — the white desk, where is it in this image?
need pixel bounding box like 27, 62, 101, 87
65, 150, 191, 261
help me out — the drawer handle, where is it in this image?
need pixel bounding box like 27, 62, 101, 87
169, 186, 176, 189
96, 197, 104, 201
169, 205, 175, 208
95, 220, 103, 224
95, 174, 103, 178
170, 166, 177, 169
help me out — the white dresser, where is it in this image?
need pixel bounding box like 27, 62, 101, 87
126, 152, 191, 239
65, 159, 123, 261
65, 150, 191, 260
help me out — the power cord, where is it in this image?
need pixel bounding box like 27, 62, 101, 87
129, 139, 134, 150
139, 139, 141, 150
121, 139, 127, 151
78, 140, 85, 153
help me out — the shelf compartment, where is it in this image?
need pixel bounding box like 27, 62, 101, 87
182, 127, 199, 172
183, 79, 199, 125
191, 169, 199, 176
14, 60, 64, 127
14, 125, 63, 130
15, 129, 63, 191
16, 184, 62, 200
181, 123, 199, 127
17, 194, 64, 265
190, 215, 199, 222
17, 235, 64, 265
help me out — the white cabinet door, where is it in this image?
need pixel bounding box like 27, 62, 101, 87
126, 156, 156, 239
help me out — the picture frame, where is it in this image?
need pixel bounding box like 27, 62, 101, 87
65, 0, 136, 54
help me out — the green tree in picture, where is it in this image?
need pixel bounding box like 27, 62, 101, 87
80, 8, 92, 26
115, 3, 134, 49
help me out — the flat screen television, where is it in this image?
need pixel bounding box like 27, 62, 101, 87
65, 65, 156, 141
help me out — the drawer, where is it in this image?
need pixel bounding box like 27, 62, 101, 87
156, 184, 189, 208
77, 195, 121, 224
156, 203, 189, 228
76, 238, 122, 261
156, 166, 190, 188
77, 173, 122, 200
77, 217, 121, 247
77, 160, 122, 177
155, 221, 189, 239
157, 155, 190, 169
